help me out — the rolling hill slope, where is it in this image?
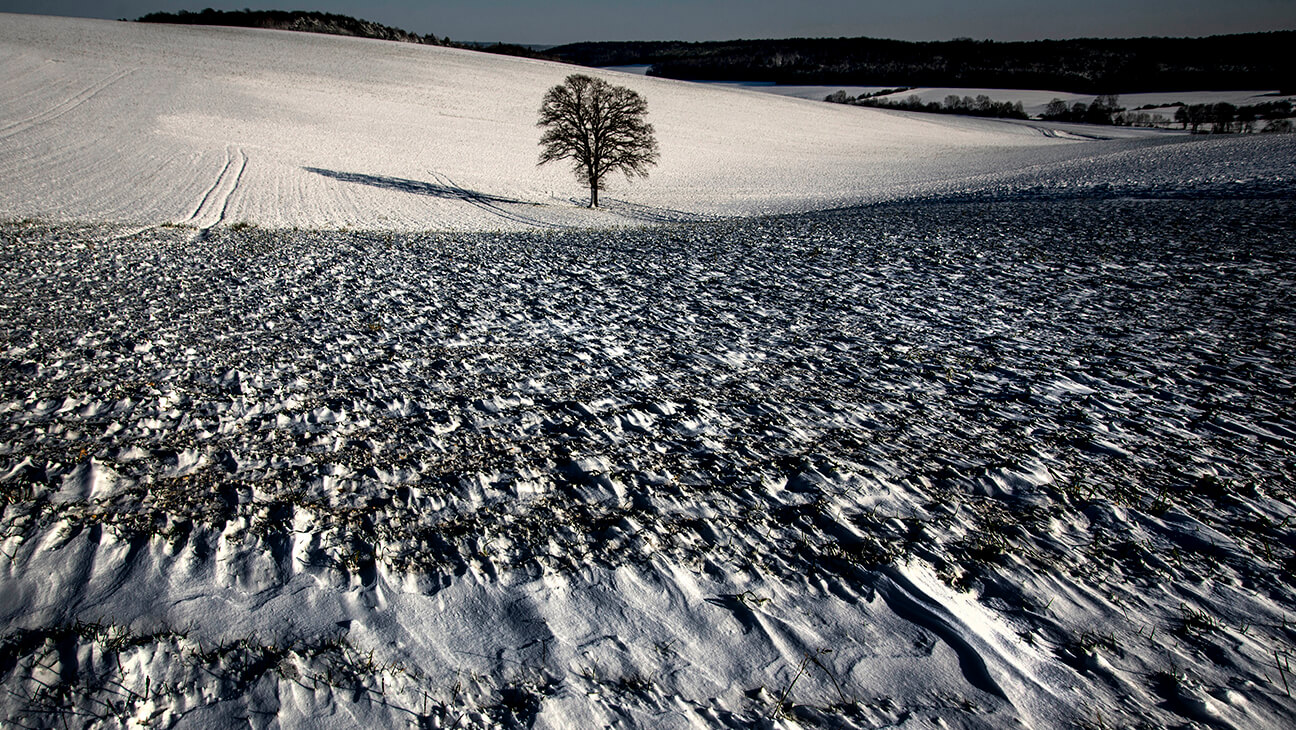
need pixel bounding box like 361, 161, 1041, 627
0, 13, 1176, 232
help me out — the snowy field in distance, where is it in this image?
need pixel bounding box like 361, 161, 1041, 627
0, 13, 1190, 233
811, 87, 1292, 118
599, 65, 899, 104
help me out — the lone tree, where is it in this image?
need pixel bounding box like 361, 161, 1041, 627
537, 74, 659, 208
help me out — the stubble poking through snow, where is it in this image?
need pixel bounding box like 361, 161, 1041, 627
3, 191, 1296, 728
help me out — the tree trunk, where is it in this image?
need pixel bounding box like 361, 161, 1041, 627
589, 183, 599, 208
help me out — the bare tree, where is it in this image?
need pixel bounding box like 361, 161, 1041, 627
537, 74, 659, 208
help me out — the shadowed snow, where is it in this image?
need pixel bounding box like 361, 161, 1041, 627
2, 192, 1295, 728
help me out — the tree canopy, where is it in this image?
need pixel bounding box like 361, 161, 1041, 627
537, 74, 659, 208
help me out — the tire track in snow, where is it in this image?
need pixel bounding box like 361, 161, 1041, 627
184, 148, 234, 223
1021, 124, 1112, 141
0, 69, 134, 140
183, 146, 247, 234
214, 147, 247, 225
599, 197, 712, 224
427, 169, 569, 229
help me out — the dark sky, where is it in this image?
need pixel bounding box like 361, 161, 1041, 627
2, 0, 1293, 45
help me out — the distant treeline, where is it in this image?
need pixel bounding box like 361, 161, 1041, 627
828, 89, 1027, 120
133, 9, 551, 59
1166, 101, 1293, 133
136, 9, 447, 44
1036, 96, 1293, 132
828, 90, 1293, 131
547, 33, 1295, 94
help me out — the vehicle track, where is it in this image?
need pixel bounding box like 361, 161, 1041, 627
427, 169, 569, 229
183, 146, 247, 235
0, 69, 134, 140
1023, 124, 1112, 141
599, 197, 713, 224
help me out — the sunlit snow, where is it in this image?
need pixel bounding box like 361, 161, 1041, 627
1, 13, 1183, 232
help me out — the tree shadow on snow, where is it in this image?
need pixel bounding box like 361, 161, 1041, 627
304, 167, 525, 205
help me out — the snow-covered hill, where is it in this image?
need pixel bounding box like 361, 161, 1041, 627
1, 13, 1176, 232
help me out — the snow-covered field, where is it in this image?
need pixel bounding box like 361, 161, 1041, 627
841, 88, 1293, 119
0, 13, 1197, 233
4, 176, 1296, 729
3, 11, 1296, 730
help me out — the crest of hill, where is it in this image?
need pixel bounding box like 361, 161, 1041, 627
135, 8, 553, 59
136, 8, 447, 45
0, 13, 1179, 232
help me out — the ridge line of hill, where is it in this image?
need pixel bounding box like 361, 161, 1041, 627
134, 8, 551, 60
